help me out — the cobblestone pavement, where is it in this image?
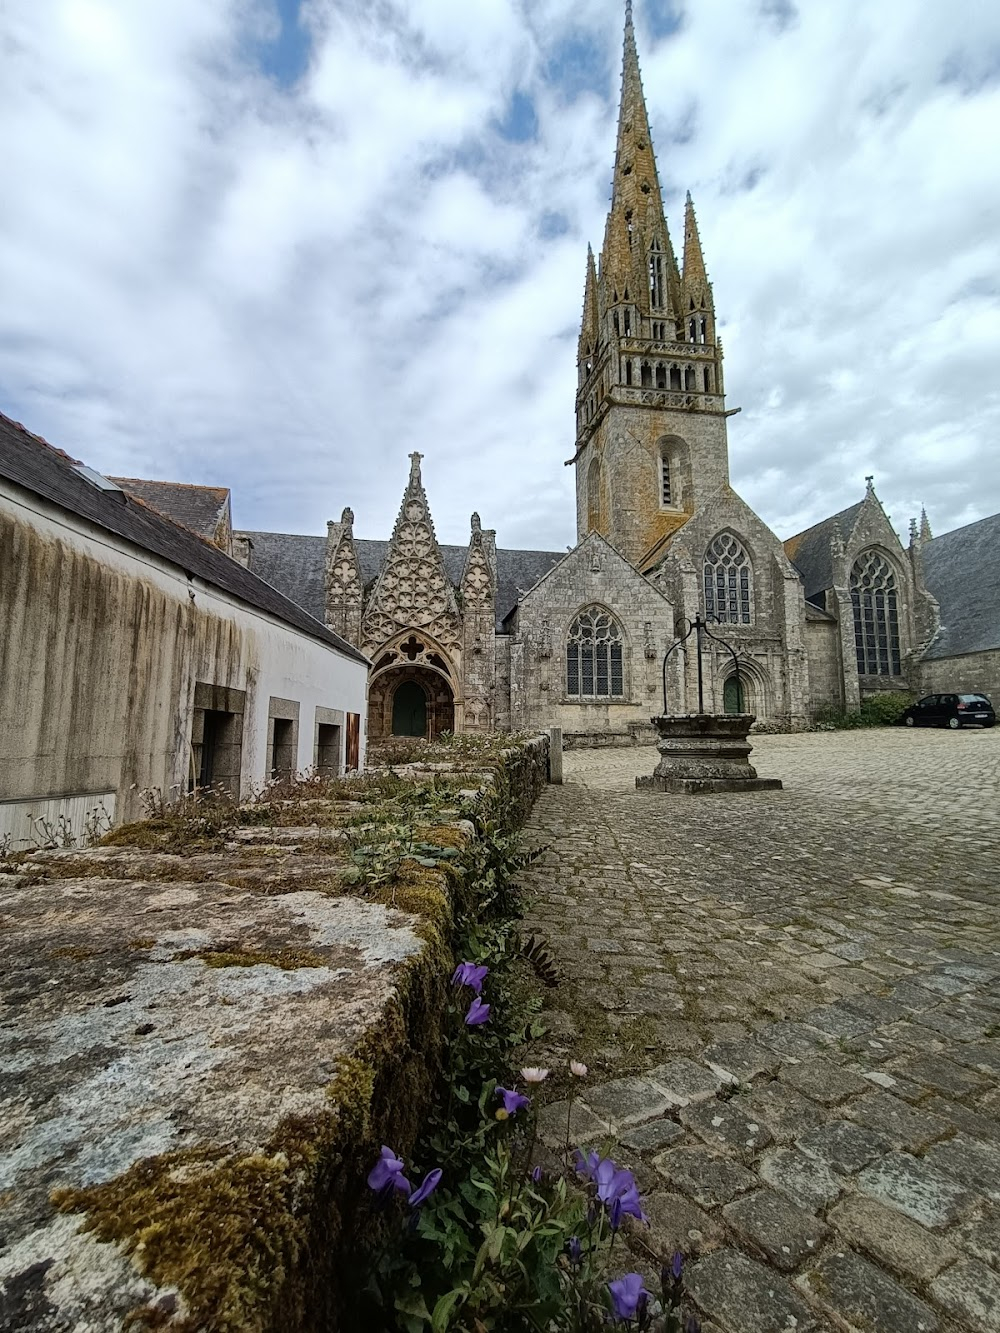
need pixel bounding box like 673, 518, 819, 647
519, 728, 1000, 1333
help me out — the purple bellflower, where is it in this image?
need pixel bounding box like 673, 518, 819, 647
531, 1164, 543, 1183
451, 961, 488, 993
573, 1147, 600, 1180
408, 1168, 442, 1208
608, 1273, 650, 1322
671, 1250, 684, 1280
594, 1159, 648, 1229
495, 1086, 530, 1117
367, 1146, 411, 1197
465, 995, 490, 1026
566, 1235, 583, 1265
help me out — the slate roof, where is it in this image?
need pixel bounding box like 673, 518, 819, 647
783, 501, 864, 599
238, 531, 564, 633
109, 477, 230, 545
921, 512, 1000, 659
0, 414, 368, 665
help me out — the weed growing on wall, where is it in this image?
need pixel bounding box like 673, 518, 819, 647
355, 827, 701, 1332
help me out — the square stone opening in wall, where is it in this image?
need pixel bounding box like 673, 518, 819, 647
316, 723, 341, 777
271, 718, 295, 778
268, 697, 301, 780
191, 705, 243, 799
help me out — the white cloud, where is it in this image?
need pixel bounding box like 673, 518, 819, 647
0, 0, 998, 556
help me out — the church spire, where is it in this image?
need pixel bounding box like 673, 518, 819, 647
920, 506, 933, 543
579, 245, 599, 356
681, 192, 714, 340
610, 2, 665, 227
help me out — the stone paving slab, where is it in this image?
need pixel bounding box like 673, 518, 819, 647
518, 729, 1000, 1333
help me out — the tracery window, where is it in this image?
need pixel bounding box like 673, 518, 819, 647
566, 608, 624, 698
704, 533, 753, 624
850, 550, 901, 675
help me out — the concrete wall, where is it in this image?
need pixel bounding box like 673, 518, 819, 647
0, 480, 368, 847
919, 650, 1000, 705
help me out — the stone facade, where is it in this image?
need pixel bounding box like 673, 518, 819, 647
220, 12, 994, 740
785, 484, 941, 715
504, 533, 676, 745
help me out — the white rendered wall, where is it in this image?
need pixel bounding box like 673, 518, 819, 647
0, 479, 368, 837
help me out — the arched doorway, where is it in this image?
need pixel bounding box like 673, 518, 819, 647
368, 665, 455, 741
392, 681, 427, 737
723, 676, 746, 715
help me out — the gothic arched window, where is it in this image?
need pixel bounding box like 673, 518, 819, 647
704, 533, 753, 624
566, 608, 625, 698
851, 550, 901, 676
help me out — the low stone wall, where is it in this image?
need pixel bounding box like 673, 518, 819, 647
0, 735, 548, 1332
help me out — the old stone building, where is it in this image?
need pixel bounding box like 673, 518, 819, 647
0, 412, 369, 849
105, 10, 995, 745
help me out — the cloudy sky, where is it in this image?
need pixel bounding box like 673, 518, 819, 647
3, 0, 999, 554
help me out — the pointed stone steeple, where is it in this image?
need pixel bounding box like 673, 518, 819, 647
578, 246, 599, 359
360, 453, 461, 657
920, 506, 932, 543
325, 505, 364, 645
611, 2, 665, 228
573, 5, 730, 562
682, 194, 709, 302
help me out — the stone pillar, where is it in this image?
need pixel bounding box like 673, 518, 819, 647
548, 726, 563, 784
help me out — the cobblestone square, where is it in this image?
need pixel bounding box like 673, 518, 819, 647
519, 728, 1000, 1332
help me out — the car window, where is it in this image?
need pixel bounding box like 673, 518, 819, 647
959, 694, 988, 703
942, 695, 957, 705
919, 696, 937, 707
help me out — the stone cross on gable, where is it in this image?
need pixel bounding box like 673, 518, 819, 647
409, 452, 423, 486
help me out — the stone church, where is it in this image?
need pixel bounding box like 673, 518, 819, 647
114, 11, 996, 745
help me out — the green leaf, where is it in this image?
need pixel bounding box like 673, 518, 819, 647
430, 1289, 465, 1333
394, 1290, 432, 1323
487, 1224, 508, 1262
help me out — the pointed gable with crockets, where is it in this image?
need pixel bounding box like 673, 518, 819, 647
360, 452, 462, 658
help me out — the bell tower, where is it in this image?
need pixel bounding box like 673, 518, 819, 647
574, 3, 731, 567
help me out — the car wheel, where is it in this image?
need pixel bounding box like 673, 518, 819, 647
948, 716, 961, 729
904, 715, 915, 727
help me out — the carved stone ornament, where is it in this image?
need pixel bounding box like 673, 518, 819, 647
462, 540, 494, 610
361, 453, 461, 656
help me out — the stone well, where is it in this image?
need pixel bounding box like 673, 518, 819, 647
636, 714, 783, 795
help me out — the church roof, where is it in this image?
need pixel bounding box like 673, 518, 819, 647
0, 414, 368, 664
109, 477, 230, 545
239, 529, 563, 632
921, 511, 1000, 659
783, 500, 864, 598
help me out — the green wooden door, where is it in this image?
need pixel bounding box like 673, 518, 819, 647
723, 677, 745, 715
392, 681, 427, 737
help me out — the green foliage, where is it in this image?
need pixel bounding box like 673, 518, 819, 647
357, 824, 699, 1332
859, 691, 914, 725
813, 691, 913, 730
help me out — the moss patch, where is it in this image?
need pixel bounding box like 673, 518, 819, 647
175, 947, 331, 971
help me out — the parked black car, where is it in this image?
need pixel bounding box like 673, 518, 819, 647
900, 693, 995, 729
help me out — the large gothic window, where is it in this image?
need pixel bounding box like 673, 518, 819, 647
704, 533, 753, 624
566, 608, 625, 699
851, 550, 901, 676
